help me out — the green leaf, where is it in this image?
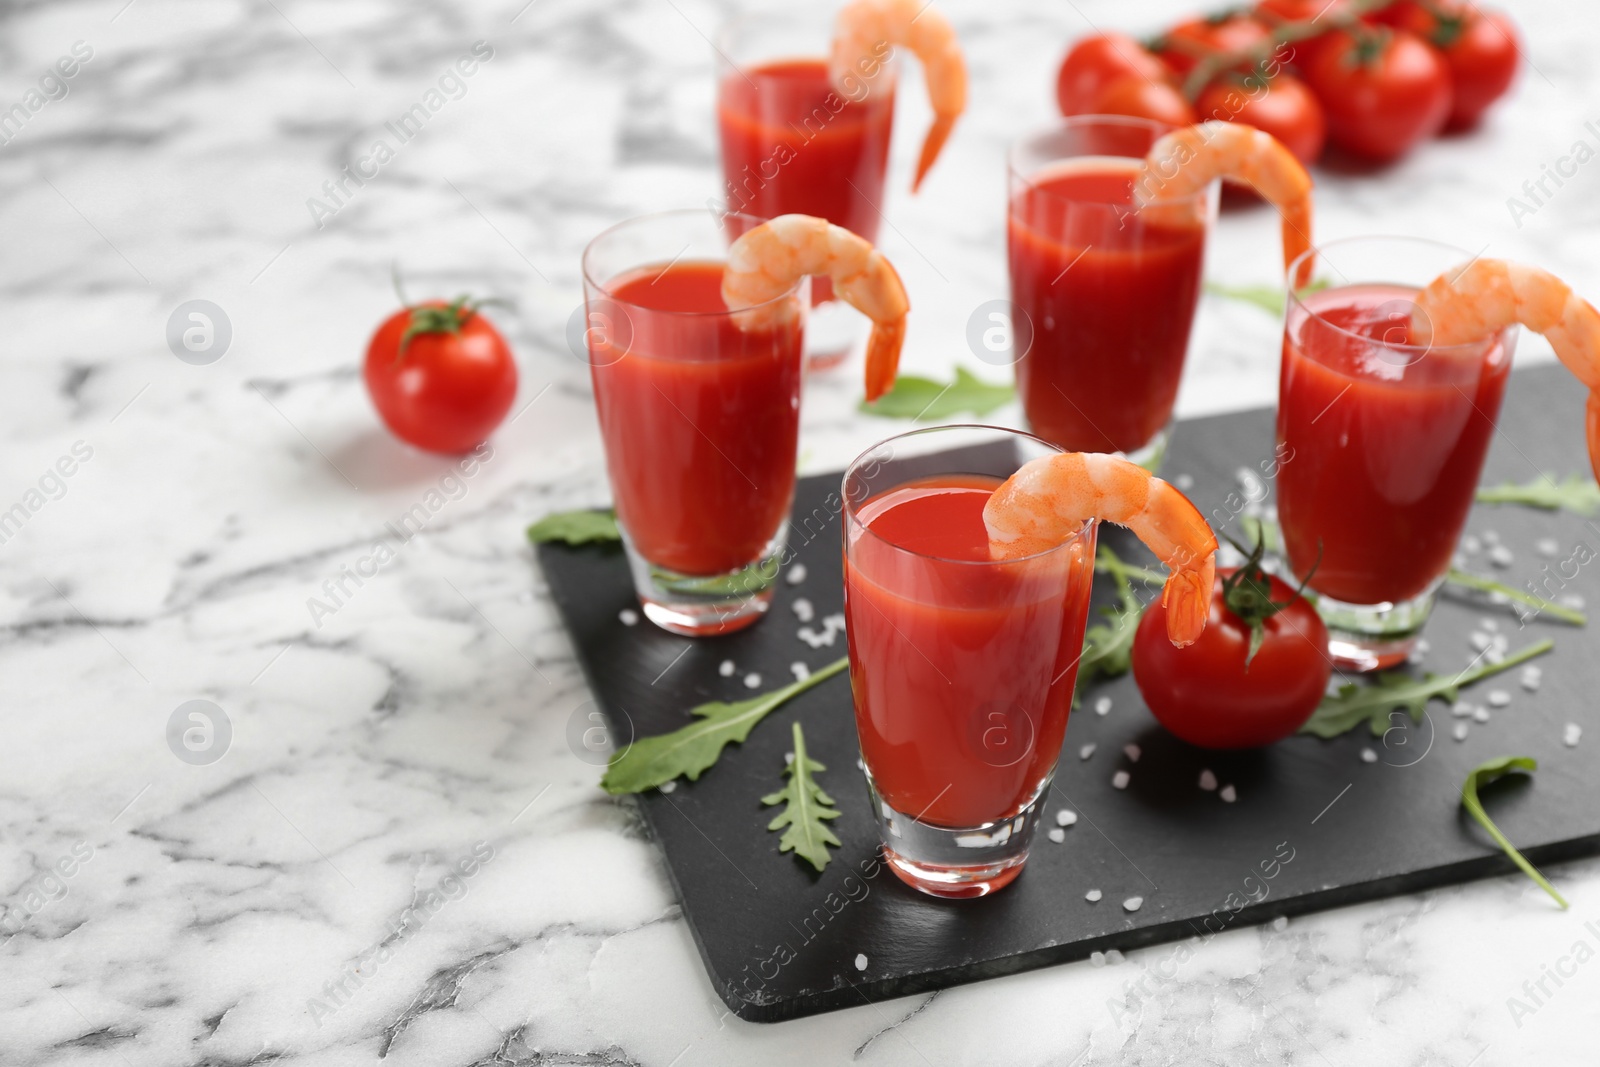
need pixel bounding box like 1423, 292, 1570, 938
1205, 278, 1329, 317
1461, 756, 1568, 909
600, 657, 848, 794
1075, 546, 1151, 698
1476, 473, 1600, 516
859, 367, 1014, 421
1299, 640, 1555, 739
1446, 568, 1587, 627
527, 509, 620, 546
762, 722, 842, 872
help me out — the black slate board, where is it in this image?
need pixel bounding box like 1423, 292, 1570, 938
539, 364, 1600, 1023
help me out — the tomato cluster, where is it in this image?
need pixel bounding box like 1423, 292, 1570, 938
1056, 0, 1520, 165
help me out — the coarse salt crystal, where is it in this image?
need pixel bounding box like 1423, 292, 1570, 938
1048, 828, 1066, 843
1079, 743, 1097, 760
1565, 723, 1583, 747
854, 953, 867, 970
1486, 648, 1505, 665
1090, 951, 1107, 966
787, 564, 808, 586
1470, 632, 1492, 652
744, 673, 762, 689
1056, 809, 1078, 827
1272, 916, 1289, 932
791, 662, 811, 682
1112, 770, 1130, 790
1487, 690, 1511, 707
660, 780, 677, 793
1417, 639, 1430, 654
1453, 722, 1469, 742
1219, 784, 1237, 803
1480, 617, 1499, 632
792, 598, 815, 622
1105, 949, 1125, 965
1521, 674, 1541, 693
1175, 474, 1194, 490
1473, 706, 1491, 723
619, 609, 639, 626
1482, 529, 1500, 544
1198, 769, 1218, 791
1488, 545, 1514, 568
1123, 896, 1144, 913
719, 659, 736, 677
1094, 696, 1112, 717
1538, 538, 1561, 558
1085, 888, 1103, 902
1451, 701, 1473, 717
1361, 748, 1378, 763
1561, 594, 1586, 610
1461, 534, 1482, 553
1123, 743, 1142, 763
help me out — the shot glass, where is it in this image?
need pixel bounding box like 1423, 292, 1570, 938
582, 209, 808, 637
715, 9, 897, 369
842, 425, 1098, 897
1007, 116, 1217, 467
1277, 236, 1517, 670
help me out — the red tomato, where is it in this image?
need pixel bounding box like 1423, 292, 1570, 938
1197, 71, 1327, 164
1132, 567, 1331, 749
1155, 13, 1275, 78
1090, 73, 1197, 127
1302, 27, 1452, 162
1373, 2, 1518, 130
364, 299, 518, 454
1252, 0, 1358, 71
1056, 33, 1172, 116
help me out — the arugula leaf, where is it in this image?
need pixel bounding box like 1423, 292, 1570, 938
1476, 473, 1600, 515
1299, 639, 1554, 738
527, 509, 620, 546
762, 722, 841, 872
1446, 568, 1587, 627
1205, 278, 1329, 317
1461, 756, 1568, 909
859, 367, 1014, 421
601, 657, 848, 794
1075, 546, 1152, 697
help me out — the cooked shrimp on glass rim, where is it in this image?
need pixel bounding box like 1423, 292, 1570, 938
984, 452, 1218, 647
1134, 120, 1315, 287
721, 213, 909, 402
1410, 258, 1600, 481
831, 0, 967, 192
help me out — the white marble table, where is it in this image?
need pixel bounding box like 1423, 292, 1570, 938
3, 0, 1598, 1063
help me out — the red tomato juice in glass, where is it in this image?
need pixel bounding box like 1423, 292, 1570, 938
843, 475, 1096, 829
717, 58, 894, 303
1009, 158, 1207, 454
1276, 283, 1511, 605
589, 260, 803, 577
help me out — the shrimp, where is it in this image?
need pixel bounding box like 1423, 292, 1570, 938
984, 452, 1218, 647
1135, 121, 1314, 287
722, 214, 908, 401
831, 0, 967, 192
1411, 258, 1600, 482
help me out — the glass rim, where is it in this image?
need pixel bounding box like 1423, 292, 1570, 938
1285, 236, 1514, 357
1008, 114, 1213, 211
842, 424, 1095, 567
713, 9, 902, 78
580, 208, 803, 319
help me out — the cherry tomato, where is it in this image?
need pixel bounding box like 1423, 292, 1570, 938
1252, 0, 1358, 71
1133, 567, 1332, 749
1302, 27, 1452, 162
1197, 71, 1327, 165
1056, 32, 1172, 116
1090, 73, 1197, 127
1373, 2, 1518, 130
1155, 13, 1275, 79
364, 298, 518, 454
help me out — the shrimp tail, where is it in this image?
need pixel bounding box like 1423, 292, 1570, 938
1588, 390, 1600, 486
912, 113, 957, 194
864, 315, 905, 401
1283, 195, 1314, 289
1162, 557, 1216, 648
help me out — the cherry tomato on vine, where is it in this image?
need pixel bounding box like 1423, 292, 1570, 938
1154, 13, 1275, 79
1373, 1, 1519, 130
1132, 543, 1331, 750
1251, 0, 1358, 71
1091, 74, 1197, 127
1056, 32, 1172, 116
364, 296, 518, 454
1197, 71, 1327, 165
1302, 26, 1452, 162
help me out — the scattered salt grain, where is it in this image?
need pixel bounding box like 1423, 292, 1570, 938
1453, 722, 1469, 742
660, 780, 677, 793
786, 564, 808, 586
1112, 770, 1130, 790
1560, 593, 1586, 610
1461, 534, 1482, 554
1079, 742, 1098, 760
854, 953, 868, 971
1123, 896, 1144, 913
1123, 743, 1142, 764
744, 673, 762, 689
1219, 784, 1237, 803
1105, 949, 1125, 965
1361, 748, 1378, 763
1451, 701, 1474, 718
1482, 529, 1500, 545
1198, 769, 1218, 791
1417, 639, 1430, 654
1565, 723, 1583, 747
1488, 545, 1515, 568
719, 659, 736, 677
1407, 648, 1425, 665
791, 662, 811, 682
798, 613, 847, 648
1090, 951, 1107, 967
619, 608, 639, 626
1085, 888, 1103, 902
1175, 473, 1195, 490
1470, 632, 1492, 652
1094, 696, 1113, 717
792, 597, 815, 623
1487, 689, 1512, 707
1048, 828, 1066, 844
1473, 707, 1491, 723
1056, 809, 1078, 827
1521, 668, 1542, 692
1272, 916, 1289, 932
1485, 648, 1505, 665
1538, 538, 1561, 558
1480, 617, 1499, 632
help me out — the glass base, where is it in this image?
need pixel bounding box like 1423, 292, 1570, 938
1124, 420, 1173, 474
1312, 579, 1442, 672
865, 772, 1046, 899
803, 298, 867, 373
621, 529, 783, 638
